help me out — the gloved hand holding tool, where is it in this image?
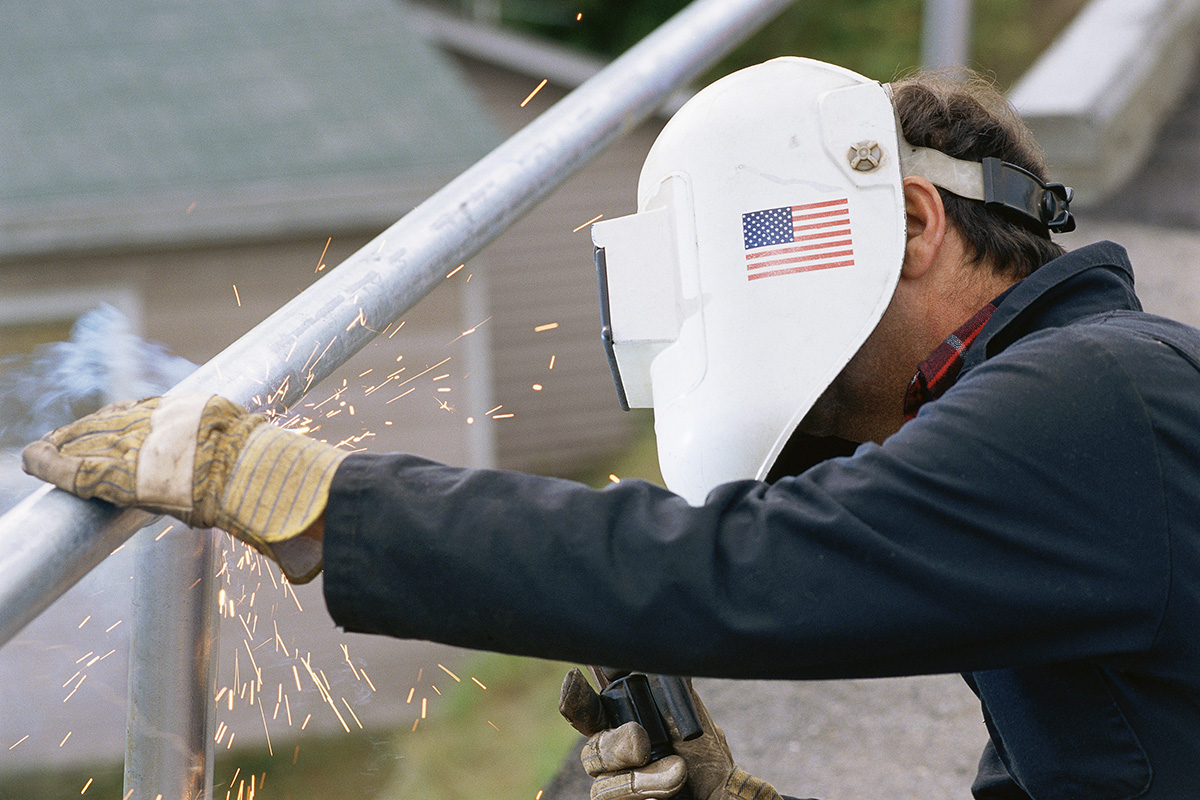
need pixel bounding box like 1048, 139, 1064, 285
22, 393, 345, 583
559, 667, 785, 800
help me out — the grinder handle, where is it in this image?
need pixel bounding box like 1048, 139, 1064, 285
600, 673, 696, 800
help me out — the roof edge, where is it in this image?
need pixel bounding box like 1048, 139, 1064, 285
405, 1, 692, 116
0, 172, 455, 264
1010, 0, 1200, 205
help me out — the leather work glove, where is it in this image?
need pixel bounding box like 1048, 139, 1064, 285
22, 394, 346, 583
559, 668, 785, 800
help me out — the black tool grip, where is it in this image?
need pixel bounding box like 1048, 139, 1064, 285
600, 673, 696, 800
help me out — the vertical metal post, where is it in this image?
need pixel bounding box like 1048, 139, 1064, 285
922, 0, 973, 70
123, 525, 220, 800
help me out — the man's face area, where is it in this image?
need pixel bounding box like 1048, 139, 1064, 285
798, 178, 1019, 445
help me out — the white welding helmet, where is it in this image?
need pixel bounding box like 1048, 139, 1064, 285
592, 57, 1073, 504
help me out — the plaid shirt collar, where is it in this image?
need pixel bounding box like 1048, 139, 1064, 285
902, 302, 998, 421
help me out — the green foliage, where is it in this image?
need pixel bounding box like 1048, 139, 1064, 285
376, 654, 579, 800
0, 732, 398, 800
433, 0, 1090, 88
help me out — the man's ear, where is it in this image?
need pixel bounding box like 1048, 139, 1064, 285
901, 176, 948, 281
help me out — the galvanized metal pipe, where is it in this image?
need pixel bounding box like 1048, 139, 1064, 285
0, 0, 796, 647
123, 525, 220, 800
921, 0, 974, 70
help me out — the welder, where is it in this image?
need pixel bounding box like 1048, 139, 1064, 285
24, 58, 1200, 799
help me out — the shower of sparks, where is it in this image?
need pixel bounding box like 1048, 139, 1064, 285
534, 322, 559, 332
21, 305, 526, 784
520, 78, 549, 108
316, 237, 332, 272
573, 213, 604, 232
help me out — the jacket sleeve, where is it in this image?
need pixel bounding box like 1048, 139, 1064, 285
321, 328, 1171, 680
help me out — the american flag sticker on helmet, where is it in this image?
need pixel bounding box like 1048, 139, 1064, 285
741, 198, 855, 281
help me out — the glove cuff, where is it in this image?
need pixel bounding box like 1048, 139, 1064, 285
215, 423, 348, 582
724, 768, 783, 800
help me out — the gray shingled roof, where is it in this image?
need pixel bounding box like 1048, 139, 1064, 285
0, 0, 501, 256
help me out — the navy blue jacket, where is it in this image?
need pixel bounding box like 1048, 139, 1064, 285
324, 242, 1200, 799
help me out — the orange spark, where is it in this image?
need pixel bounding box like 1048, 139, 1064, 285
573, 213, 604, 232
386, 387, 416, 405
446, 263, 466, 278
472, 677, 487, 689
259, 701, 273, 755
343, 699, 363, 728
316, 237, 332, 272
520, 79, 549, 108
233, 285, 242, 307
534, 322, 559, 332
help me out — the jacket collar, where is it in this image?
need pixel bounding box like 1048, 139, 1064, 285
962, 241, 1140, 372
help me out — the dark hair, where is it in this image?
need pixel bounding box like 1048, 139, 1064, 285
890, 71, 1066, 279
